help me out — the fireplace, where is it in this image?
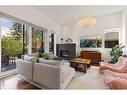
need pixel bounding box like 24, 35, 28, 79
60, 50, 70, 58
57, 44, 76, 60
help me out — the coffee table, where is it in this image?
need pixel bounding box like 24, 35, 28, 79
70, 58, 91, 73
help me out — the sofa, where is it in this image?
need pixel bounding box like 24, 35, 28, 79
16, 54, 75, 89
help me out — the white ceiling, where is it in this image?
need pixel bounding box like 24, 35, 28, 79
35, 6, 127, 24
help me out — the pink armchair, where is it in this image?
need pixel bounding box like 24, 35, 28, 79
104, 70, 127, 89
104, 70, 127, 79
99, 56, 127, 73
106, 76, 127, 89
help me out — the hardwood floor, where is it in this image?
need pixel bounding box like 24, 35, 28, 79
0, 74, 40, 89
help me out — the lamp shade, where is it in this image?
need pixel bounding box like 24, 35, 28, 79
77, 17, 96, 27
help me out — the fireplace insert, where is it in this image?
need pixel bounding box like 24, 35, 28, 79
60, 50, 70, 58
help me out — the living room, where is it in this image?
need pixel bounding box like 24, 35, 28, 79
0, 5, 127, 90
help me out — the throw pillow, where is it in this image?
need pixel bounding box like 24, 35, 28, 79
48, 53, 57, 60
38, 52, 57, 60
24, 55, 36, 63
39, 58, 62, 67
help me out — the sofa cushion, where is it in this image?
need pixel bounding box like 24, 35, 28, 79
48, 52, 57, 60
62, 65, 75, 88
33, 63, 62, 89
41, 52, 57, 60
62, 66, 73, 82
27, 53, 38, 57
24, 55, 36, 63
39, 58, 62, 67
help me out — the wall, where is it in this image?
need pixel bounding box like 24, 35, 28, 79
60, 12, 122, 61
0, 6, 61, 44
124, 11, 127, 55
105, 32, 119, 40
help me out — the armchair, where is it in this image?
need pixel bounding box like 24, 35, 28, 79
99, 56, 127, 73
106, 76, 127, 89
104, 70, 127, 89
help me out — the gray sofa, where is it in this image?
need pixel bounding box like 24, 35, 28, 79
16, 55, 75, 89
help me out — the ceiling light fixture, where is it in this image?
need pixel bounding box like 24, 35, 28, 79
77, 17, 96, 27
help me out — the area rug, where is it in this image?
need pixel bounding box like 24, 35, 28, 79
66, 66, 107, 89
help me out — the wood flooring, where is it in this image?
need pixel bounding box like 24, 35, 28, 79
0, 74, 40, 89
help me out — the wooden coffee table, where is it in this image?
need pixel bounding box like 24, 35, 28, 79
70, 58, 91, 73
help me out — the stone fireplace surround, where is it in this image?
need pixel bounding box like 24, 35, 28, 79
56, 44, 76, 60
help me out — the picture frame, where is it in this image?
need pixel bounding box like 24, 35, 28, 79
80, 35, 102, 48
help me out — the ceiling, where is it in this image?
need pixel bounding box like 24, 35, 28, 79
35, 6, 127, 24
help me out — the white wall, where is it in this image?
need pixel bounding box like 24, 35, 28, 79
105, 32, 119, 40
60, 12, 122, 61
0, 6, 61, 44
124, 11, 127, 55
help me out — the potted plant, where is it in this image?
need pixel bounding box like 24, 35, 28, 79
109, 44, 125, 64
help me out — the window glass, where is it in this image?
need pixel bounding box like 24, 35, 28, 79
32, 27, 44, 53
1, 18, 28, 72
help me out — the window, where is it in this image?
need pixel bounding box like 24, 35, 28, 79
0, 16, 47, 74
49, 33, 54, 53
1, 18, 28, 72
32, 27, 44, 53
104, 28, 119, 48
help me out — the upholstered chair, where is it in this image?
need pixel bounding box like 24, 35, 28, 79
99, 56, 127, 73
106, 76, 127, 89
104, 70, 127, 79
104, 70, 127, 89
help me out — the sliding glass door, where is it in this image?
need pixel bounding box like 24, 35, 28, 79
1, 18, 28, 72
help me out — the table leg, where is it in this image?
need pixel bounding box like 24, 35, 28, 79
75, 63, 78, 69
70, 62, 74, 67
87, 64, 90, 68
83, 64, 87, 73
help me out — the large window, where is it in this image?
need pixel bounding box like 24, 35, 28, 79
1, 18, 28, 72
0, 17, 46, 73
32, 27, 45, 53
